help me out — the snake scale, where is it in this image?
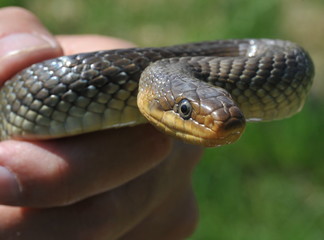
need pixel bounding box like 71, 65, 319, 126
0, 39, 314, 147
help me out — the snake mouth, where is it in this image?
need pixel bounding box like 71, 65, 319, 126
223, 116, 246, 132
195, 104, 246, 147
176, 116, 246, 147
210, 117, 246, 146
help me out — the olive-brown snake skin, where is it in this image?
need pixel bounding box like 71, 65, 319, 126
0, 39, 314, 147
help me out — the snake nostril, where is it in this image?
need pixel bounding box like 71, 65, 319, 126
229, 106, 245, 120
223, 106, 246, 131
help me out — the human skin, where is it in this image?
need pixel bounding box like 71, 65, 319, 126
0, 7, 203, 240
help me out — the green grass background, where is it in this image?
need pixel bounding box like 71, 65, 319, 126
1, 0, 323, 239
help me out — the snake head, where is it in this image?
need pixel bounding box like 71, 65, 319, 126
137, 61, 246, 147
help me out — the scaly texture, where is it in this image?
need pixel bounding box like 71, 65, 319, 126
0, 39, 314, 146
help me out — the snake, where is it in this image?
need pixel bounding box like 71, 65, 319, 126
0, 39, 314, 147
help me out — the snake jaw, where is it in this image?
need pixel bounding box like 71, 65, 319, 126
137, 102, 245, 147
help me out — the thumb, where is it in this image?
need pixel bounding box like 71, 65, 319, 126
0, 7, 62, 84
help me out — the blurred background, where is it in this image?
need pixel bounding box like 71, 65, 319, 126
1, 0, 323, 239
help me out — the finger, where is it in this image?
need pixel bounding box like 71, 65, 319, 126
0, 7, 62, 83
0, 125, 171, 207
0, 143, 202, 240
56, 35, 136, 54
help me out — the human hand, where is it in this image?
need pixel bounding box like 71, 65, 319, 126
0, 7, 203, 240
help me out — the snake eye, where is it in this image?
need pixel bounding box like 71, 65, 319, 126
178, 99, 192, 120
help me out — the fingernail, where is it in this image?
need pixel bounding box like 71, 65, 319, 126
0, 166, 20, 204
0, 32, 58, 58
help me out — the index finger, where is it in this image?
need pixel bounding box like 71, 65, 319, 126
0, 7, 62, 83
56, 35, 136, 54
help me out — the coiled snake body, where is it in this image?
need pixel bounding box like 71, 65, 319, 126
0, 39, 314, 147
